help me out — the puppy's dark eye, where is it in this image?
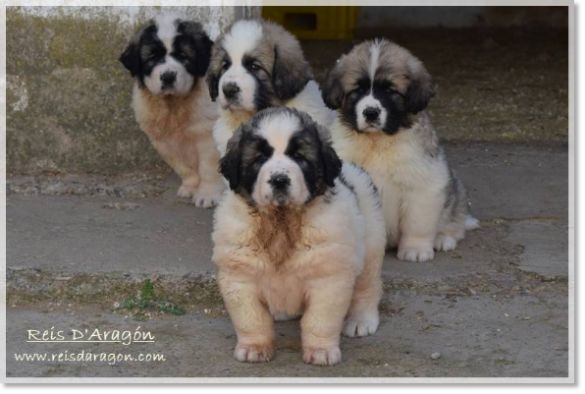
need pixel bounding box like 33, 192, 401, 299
249, 63, 261, 72
221, 60, 230, 71
173, 53, 187, 62
292, 152, 306, 162
254, 153, 268, 165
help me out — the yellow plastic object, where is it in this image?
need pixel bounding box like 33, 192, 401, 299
262, 6, 356, 40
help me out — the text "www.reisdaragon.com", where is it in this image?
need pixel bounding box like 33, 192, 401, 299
14, 351, 166, 365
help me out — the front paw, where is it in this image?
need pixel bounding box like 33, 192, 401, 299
192, 193, 221, 208
192, 182, 225, 208
302, 346, 341, 366
397, 244, 435, 262
343, 311, 379, 338
234, 343, 274, 363
177, 183, 197, 198
434, 234, 457, 252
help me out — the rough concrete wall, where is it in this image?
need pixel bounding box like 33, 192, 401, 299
6, 6, 259, 175
357, 6, 568, 29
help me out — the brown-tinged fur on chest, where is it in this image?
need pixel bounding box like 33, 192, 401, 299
248, 207, 306, 266
138, 89, 197, 140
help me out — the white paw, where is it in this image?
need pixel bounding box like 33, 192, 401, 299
343, 312, 379, 338
192, 183, 225, 208
177, 183, 197, 198
192, 193, 221, 209
234, 343, 274, 363
302, 346, 341, 366
397, 246, 435, 262
434, 234, 457, 252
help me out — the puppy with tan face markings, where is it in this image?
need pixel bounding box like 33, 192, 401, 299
212, 108, 386, 366
322, 39, 479, 263
206, 19, 335, 157
120, 14, 224, 208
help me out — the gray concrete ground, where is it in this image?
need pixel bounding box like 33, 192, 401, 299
6, 143, 569, 378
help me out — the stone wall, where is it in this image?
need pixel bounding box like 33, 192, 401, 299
6, 6, 259, 175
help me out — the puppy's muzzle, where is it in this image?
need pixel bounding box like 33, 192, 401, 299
363, 107, 381, 123
269, 173, 290, 205
160, 71, 177, 90
222, 82, 241, 101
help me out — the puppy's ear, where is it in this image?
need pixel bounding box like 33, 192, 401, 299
316, 125, 342, 187
219, 129, 243, 190
119, 21, 153, 77
405, 59, 435, 114
178, 21, 213, 76
205, 45, 222, 102
272, 44, 312, 101
321, 60, 345, 110
119, 42, 141, 77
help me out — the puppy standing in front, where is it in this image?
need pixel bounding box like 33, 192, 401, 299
206, 19, 334, 156
212, 108, 386, 366
120, 15, 224, 208
322, 39, 479, 263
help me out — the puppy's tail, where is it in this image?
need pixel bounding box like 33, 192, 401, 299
465, 216, 481, 230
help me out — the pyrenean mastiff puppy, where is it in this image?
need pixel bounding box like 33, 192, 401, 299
120, 15, 224, 208
322, 39, 479, 263
205, 19, 334, 156
212, 108, 385, 366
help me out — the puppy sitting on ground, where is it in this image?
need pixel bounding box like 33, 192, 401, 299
206, 19, 334, 156
120, 15, 224, 208
322, 39, 479, 263
212, 108, 385, 366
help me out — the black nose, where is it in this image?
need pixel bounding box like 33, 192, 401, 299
222, 83, 241, 100
160, 71, 176, 87
269, 174, 290, 190
363, 107, 381, 122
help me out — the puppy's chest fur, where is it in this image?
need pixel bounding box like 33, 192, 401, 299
132, 82, 217, 141
248, 207, 310, 267
332, 115, 445, 188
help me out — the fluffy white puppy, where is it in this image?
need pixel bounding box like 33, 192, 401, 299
120, 14, 224, 208
205, 19, 335, 156
212, 108, 385, 366
322, 39, 479, 262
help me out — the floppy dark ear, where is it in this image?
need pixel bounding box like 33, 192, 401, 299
205, 45, 222, 102
206, 71, 219, 102
178, 21, 213, 76
316, 126, 342, 187
405, 62, 435, 114
119, 21, 154, 77
272, 45, 312, 101
219, 130, 243, 190
119, 42, 141, 77
194, 33, 213, 76
321, 62, 345, 110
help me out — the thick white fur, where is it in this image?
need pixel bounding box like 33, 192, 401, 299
213, 162, 385, 366
132, 80, 224, 208
128, 15, 224, 208
330, 113, 479, 262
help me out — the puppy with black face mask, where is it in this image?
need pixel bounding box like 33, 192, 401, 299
120, 15, 224, 208
322, 39, 479, 263
212, 108, 385, 366
205, 19, 335, 156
